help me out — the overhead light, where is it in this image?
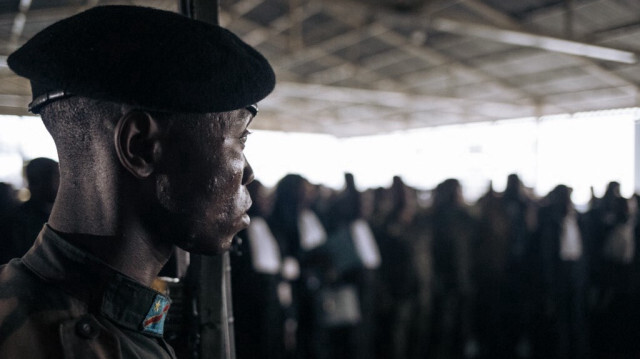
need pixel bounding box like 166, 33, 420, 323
431, 17, 637, 64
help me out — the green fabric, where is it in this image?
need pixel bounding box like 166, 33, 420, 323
0, 226, 175, 358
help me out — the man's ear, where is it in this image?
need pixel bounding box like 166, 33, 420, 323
114, 110, 162, 179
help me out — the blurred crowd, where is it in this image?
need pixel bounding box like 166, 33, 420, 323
2, 159, 640, 359
231, 173, 640, 359
0, 157, 59, 264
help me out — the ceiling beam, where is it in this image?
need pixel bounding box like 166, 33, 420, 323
360, 49, 413, 71
374, 28, 545, 105
229, 8, 424, 92
235, 2, 323, 47
0, 94, 30, 110
271, 81, 537, 114
588, 20, 640, 42
233, 0, 566, 120
320, 1, 546, 107
228, 15, 408, 90
277, 22, 390, 68
539, 84, 638, 103
231, 0, 266, 17
456, 0, 520, 29
316, 0, 640, 97
0, 106, 29, 117
458, 0, 640, 96
228, 0, 559, 113
430, 17, 637, 64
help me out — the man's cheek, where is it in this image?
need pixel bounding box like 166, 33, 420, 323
229, 156, 246, 179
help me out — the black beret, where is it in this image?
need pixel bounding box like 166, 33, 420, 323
7, 5, 275, 114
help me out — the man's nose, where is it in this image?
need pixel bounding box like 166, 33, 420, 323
242, 154, 254, 185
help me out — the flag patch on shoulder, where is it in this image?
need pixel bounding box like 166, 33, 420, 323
142, 294, 170, 336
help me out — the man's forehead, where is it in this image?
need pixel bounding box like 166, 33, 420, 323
202, 107, 254, 122
179, 107, 254, 132
151, 105, 254, 119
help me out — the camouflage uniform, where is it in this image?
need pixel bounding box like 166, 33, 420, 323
0, 226, 175, 358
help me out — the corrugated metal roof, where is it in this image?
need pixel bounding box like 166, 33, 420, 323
0, 0, 638, 136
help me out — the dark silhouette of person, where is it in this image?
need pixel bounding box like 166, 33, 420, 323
5, 157, 59, 262
586, 181, 637, 358
588, 182, 632, 291
0, 5, 275, 358
629, 194, 640, 358
268, 174, 328, 359
473, 182, 513, 359
0, 182, 19, 264
428, 178, 475, 359
316, 173, 381, 359
501, 174, 539, 357
232, 180, 285, 359
372, 176, 431, 359
473, 175, 538, 359
531, 185, 589, 359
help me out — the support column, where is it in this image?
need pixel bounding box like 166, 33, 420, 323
634, 120, 640, 193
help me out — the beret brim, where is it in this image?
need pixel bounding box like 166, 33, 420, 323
8, 5, 276, 114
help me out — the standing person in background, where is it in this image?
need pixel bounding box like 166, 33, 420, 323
500, 174, 538, 358
4, 157, 59, 262
0, 183, 19, 264
0, 5, 275, 358
374, 176, 431, 359
232, 180, 284, 359
473, 183, 512, 359
429, 178, 475, 359
533, 185, 589, 359
473, 175, 538, 359
586, 181, 636, 358
268, 174, 327, 359
630, 194, 640, 358
319, 173, 381, 359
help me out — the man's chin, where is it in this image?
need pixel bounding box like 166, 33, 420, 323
216, 234, 235, 253
175, 234, 234, 256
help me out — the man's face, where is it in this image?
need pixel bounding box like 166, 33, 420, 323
151, 109, 254, 254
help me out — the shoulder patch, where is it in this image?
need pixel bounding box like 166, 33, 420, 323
141, 294, 170, 336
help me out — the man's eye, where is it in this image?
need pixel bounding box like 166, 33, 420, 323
240, 130, 252, 145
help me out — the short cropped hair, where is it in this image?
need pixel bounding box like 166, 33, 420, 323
39, 97, 123, 165
39, 97, 234, 171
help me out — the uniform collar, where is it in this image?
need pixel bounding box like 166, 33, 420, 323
22, 226, 171, 337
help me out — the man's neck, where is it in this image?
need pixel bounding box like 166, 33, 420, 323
49, 226, 173, 286
48, 167, 173, 286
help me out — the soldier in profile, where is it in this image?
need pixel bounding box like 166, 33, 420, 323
0, 5, 275, 358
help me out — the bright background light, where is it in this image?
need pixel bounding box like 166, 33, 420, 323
1, 108, 638, 206
0, 115, 57, 187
